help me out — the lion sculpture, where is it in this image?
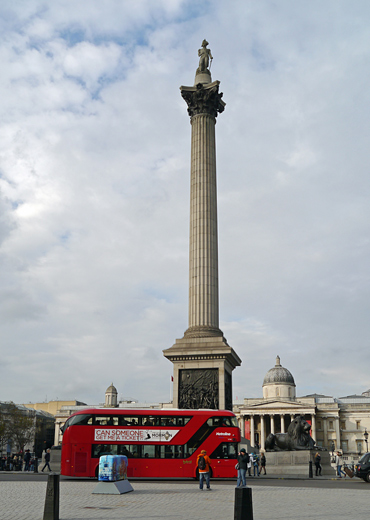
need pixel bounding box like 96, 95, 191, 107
265, 415, 316, 451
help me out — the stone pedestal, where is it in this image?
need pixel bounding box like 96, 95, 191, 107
163, 336, 240, 410
92, 479, 134, 495
265, 450, 335, 477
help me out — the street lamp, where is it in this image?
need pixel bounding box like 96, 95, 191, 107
364, 428, 369, 453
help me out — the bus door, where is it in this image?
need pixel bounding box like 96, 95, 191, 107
72, 444, 89, 476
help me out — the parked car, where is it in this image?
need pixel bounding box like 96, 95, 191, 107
354, 452, 370, 482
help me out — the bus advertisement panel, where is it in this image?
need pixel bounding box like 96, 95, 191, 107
61, 408, 240, 479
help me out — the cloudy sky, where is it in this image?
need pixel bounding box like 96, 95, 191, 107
1, 1, 370, 406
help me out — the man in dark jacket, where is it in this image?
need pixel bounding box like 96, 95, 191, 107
24, 450, 31, 472
41, 449, 51, 472
236, 448, 249, 487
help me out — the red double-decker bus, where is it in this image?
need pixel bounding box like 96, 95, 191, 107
61, 408, 240, 478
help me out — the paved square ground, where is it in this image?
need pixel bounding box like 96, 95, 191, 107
0, 480, 368, 520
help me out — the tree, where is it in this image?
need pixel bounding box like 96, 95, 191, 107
5, 403, 34, 453
0, 409, 9, 453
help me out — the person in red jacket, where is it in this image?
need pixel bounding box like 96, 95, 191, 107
196, 450, 212, 490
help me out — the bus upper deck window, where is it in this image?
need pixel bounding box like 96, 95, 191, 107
68, 414, 93, 428
118, 416, 139, 426
95, 416, 119, 426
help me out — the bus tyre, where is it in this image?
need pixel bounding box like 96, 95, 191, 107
95, 466, 99, 479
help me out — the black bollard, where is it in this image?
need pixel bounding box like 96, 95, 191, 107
43, 472, 59, 520
34, 457, 38, 473
234, 486, 253, 520
309, 460, 313, 478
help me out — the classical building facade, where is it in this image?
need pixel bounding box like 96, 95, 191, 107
233, 357, 370, 462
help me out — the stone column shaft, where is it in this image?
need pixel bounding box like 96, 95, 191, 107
250, 415, 255, 447
311, 414, 316, 442
323, 417, 328, 448
261, 415, 265, 450
240, 416, 245, 438
270, 415, 275, 435
335, 417, 341, 450
280, 414, 285, 433
188, 113, 219, 333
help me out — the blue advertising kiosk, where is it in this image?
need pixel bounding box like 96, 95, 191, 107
92, 455, 133, 495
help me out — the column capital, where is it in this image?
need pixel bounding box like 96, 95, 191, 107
180, 81, 225, 118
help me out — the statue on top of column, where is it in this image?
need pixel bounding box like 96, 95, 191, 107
197, 39, 213, 74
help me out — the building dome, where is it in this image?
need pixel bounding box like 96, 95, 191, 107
105, 382, 118, 407
262, 356, 296, 400
106, 383, 118, 394
263, 356, 295, 385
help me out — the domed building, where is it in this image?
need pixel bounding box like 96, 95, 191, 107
233, 356, 370, 464
105, 383, 118, 407
233, 356, 316, 451
262, 356, 296, 400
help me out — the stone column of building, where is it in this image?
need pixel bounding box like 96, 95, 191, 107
270, 415, 275, 435
240, 416, 245, 437
323, 417, 328, 449
280, 414, 285, 433
311, 414, 316, 443
335, 416, 341, 450
250, 415, 255, 447
261, 415, 266, 450
163, 42, 241, 410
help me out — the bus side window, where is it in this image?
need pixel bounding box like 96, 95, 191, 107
143, 416, 160, 426
95, 416, 119, 426
141, 445, 156, 458
117, 445, 131, 457
174, 446, 184, 458
210, 442, 238, 459
164, 446, 174, 458
119, 416, 138, 426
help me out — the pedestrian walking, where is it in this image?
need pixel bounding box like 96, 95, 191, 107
260, 452, 266, 475
12, 455, 18, 471
23, 449, 31, 472
314, 451, 322, 476
236, 448, 249, 488
335, 451, 346, 478
251, 453, 260, 476
247, 453, 252, 476
196, 450, 212, 490
41, 449, 51, 472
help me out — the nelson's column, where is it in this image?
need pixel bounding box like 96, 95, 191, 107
163, 41, 241, 410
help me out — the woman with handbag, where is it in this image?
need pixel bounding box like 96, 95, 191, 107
236, 448, 249, 488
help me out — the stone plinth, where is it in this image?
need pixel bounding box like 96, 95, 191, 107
265, 450, 335, 477
163, 336, 241, 410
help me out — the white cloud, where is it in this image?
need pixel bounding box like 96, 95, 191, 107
1, 1, 370, 406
